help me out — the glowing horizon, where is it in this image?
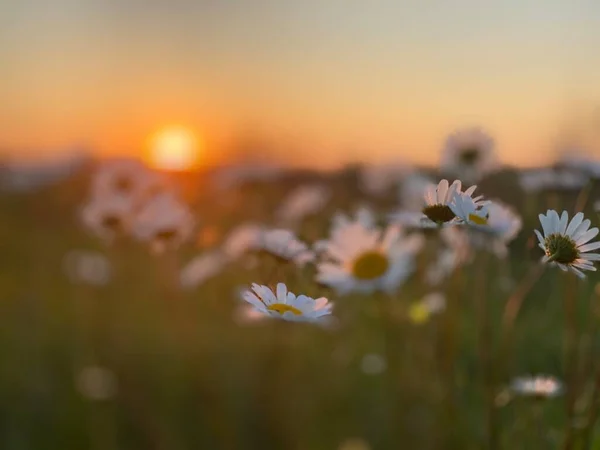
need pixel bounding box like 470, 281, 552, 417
2, 1, 600, 168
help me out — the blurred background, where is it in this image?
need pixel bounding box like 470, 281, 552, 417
2, 0, 600, 169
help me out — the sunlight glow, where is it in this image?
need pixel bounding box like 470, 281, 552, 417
148, 126, 201, 171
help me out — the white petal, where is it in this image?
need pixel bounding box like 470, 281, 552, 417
578, 241, 600, 253
558, 211, 569, 235
565, 212, 584, 236
577, 228, 599, 245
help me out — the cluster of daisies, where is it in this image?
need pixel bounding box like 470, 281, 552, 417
78, 128, 600, 329
81, 159, 194, 253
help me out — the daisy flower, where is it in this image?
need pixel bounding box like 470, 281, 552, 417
276, 184, 331, 226
359, 161, 412, 196
510, 375, 563, 398
440, 127, 499, 182
132, 192, 194, 252
520, 168, 588, 194
240, 283, 332, 323
450, 196, 522, 257
535, 210, 600, 278
221, 223, 263, 260
180, 251, 227, 288
256, 229, 315, 266
81, 194, 134, 241
390, 179, 485, 229
317, 219, 423, 295
92, 158, 162, 203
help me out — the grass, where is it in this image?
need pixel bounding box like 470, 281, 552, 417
1, 165, 600, 449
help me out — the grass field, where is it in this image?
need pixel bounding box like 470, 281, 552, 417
2, 161, 600, 450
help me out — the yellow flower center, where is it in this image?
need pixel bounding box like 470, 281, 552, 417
351, 251, 390, 280
267, 303, 302, 316
544, 233, 579, 264
468, 213, 488, 225
408, 303, 430, 324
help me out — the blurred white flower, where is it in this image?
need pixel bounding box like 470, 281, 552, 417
1, 150, 89, 192
81, 194, 134, 241
317, 216, 423, 295
536, 210, 600, 278
360, 353, 387, 375
440, 127, 499, 182
399, 172, 435, 211
132, 192, 194, 252
180, 251, 227, 289
240, 282, 332, 323
92, 158, 163, 203
359, 161, 412, 196
559, 152, 600, 179
221, 223, 263, 260
390, 179, 485, 229
75, 366, 117, 401
520, 168, 588, 193
63, 250, 111, 286
276, 184, 331, 226
511, 375, 563, 398
256, 229, 315, 266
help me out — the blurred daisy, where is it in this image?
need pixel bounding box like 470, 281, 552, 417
511, 375, 563, 398
399, 172, 435, 211
440, 127, 499, 182
221, 223, 263, 260
63, 250, 111, 286
559, 152, 600, 179
180, 251, 227, 288
276, 184, 331, 226
359, 161, 412, 196
520, 168, 588, 193
536, 210, 600, 278
451, 198, 522, 257
317, 219, 423, 294
92, 158, 162, 202
132, 192, 194, 252
256, 229, 315, 266
81, 194, 134, 241
408, 292, 446, 324
391, 179, 484, 229
240, 282, 332, 323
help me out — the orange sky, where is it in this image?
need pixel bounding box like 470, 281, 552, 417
2, 1, 600, 168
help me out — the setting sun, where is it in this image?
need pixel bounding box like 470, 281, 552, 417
147, 126, 201, 171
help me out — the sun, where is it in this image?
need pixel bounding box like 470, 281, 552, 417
147, 126, 202, 171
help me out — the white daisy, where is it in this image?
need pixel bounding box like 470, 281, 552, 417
317, 220, 423, 295
256, 229, 315, 266
81, 194, 134, 241
359, 161, 412, 196
132, 192, 194, 252
520, 168, 588, 193
180, 251, 227, 288
390, 179, 485, 229
276, 184, 331, 226
451, 197, 522, 257
92, 158, 162, 203
511, 375, 563, 398
63, 250, 111, 286
221, 223, 263, 260
535, 210, 600, 278
240, 283, 332, 323
440, 127, 499, 182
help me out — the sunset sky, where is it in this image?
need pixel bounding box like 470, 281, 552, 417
2, 0, 600, 168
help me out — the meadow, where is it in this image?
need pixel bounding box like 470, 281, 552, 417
2, 144, 600, 450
